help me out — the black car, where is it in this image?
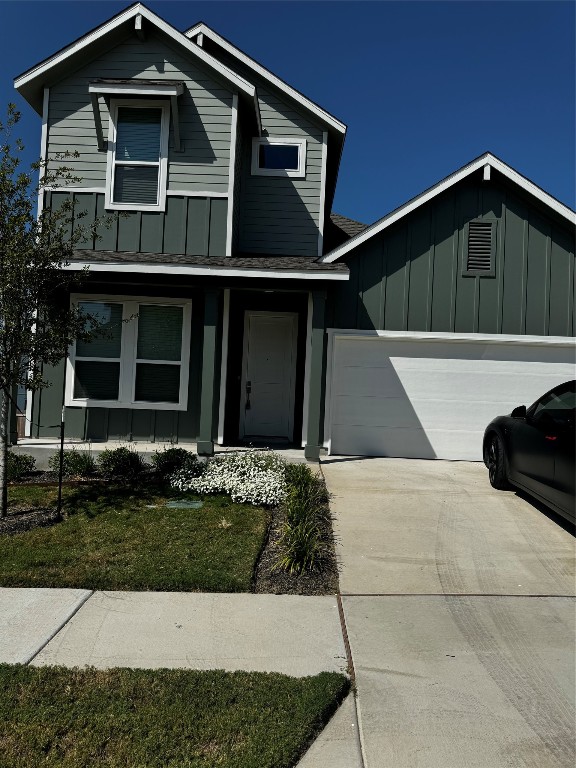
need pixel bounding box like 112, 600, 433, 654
483, 380, 575, 525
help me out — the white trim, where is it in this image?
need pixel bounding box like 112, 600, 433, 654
27, 87, 50, 438
65, 261, 349, 281
326, 328, 576, 347
37, 87, 49, 220
45, 187, 228, 199
89, 82, 184, 97
322, 328, 576, 454
317, 131, 328, 257
251, 136, 307, 178
217, 288, 231, 444
320, 153, 576, 263
483, 164, 491, 181
14, 4, 255, 102
105, 98, 170, 212
184, 22, 346, 134
226, 94, 238, 257
66, 294, 192, 411
301, 292, 314, 448
167, 190, 228, 198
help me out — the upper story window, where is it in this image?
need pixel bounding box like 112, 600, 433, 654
105, 100, 170, 212
251, 137, 307, 178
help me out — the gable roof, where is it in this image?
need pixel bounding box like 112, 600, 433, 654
320, 152, 576, 263
14, 3, 256, 114
185, 22, 346, 135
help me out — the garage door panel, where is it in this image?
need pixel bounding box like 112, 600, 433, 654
331, 365, 574, 402
328, 335, 576, 460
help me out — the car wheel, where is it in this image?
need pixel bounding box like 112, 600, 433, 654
487, 434, 510, 490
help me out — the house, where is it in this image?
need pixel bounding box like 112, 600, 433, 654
14, 3, 575, 461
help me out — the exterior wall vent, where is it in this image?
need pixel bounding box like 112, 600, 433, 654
463, 220, 496, 276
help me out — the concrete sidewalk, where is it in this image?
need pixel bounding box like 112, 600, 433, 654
0, 586, 362, 766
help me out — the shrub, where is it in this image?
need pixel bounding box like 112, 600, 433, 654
150, 447, 200, 480
275, 464, 331, 575
97, 447, 146, 480
48, 448, 96, 478
6, 452, 36, 482
171, 450, 286, 507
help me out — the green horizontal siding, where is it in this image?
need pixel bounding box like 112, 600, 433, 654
47, 32, 233, 195
329, 173, 575, 337
46, 191, 227, 257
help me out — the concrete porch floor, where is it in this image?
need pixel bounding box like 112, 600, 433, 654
12, 438, 310, 470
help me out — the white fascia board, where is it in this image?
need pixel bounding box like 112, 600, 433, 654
88, 82, 184, 97
64, 261, 349, 281
185, 22, 346, 135
326, 328, 576, 347
15, 3, 255, 100
321, 153, 576, 263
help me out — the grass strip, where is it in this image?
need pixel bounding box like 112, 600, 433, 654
0, 665, 349, 768
1, 484, 268, 592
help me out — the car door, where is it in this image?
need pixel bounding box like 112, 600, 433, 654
507, 391, 558, 499
545, 384, 576, 518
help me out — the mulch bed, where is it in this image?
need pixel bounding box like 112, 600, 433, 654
0, 507, 61, 535
253, 493, 339, 597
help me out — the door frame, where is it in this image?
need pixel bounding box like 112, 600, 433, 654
239, 310, 298, 441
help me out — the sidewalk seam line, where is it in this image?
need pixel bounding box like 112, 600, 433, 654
337, 593, 368, 768
340, 593, 575, 598
25, 590, 94, 665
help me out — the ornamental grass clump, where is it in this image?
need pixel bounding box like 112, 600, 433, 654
171, 450, 286, 507
48, 448, 96, 478
275, 463, 331, 575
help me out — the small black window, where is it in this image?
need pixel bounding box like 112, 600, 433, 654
463, 220, 496, 276
259, 143, 299, 170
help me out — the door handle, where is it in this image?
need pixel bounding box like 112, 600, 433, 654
245, 381, 251, 410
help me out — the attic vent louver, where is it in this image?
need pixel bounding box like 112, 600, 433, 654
467, 221, 493, 271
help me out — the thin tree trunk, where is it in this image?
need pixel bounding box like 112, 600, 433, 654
0, 389, 9, 518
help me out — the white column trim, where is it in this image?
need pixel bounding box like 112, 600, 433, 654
217, 288, 231, 444
317, 130, 328, 258
226, 94, 239, 257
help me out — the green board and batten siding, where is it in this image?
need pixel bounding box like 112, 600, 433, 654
328, 175, 575, 337
47, 32, 232, 194
48, 191, 227, 257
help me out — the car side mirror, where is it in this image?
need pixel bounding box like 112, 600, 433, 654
511, 405, 526, 418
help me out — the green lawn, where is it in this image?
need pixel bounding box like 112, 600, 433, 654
1, 484, 268, 592
0, 665, 349, 768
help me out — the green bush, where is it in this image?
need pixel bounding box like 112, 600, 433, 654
48, 449, 96, 478
6, 452, 36, 482
150, 447, 200, 480
97, 447, 146, 480
275, 464, 331, 575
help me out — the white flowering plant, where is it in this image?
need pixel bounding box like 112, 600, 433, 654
170, 450, 287, 507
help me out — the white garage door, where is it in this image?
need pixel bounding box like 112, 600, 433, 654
327, 332, 576, 460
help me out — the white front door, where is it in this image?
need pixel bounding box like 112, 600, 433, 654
240, 311, 298, 440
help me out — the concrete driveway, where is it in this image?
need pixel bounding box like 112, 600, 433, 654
321, 457, 575, 768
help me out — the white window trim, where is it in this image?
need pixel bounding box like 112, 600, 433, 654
66, 294, 192, 411
105, 99, 170, 212
251, 136, 307, 178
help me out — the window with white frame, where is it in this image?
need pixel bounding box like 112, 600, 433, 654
251, 137, 307, 177
105, 101, 170, 211
67, 297, 191, 410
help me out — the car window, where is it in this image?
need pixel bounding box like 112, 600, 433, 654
532, 386, 576, 426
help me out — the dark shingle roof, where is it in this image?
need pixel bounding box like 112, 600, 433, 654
322, 213, 367, 254
72, 250, 349, 275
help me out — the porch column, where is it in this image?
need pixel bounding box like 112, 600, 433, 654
197, 289, 220, 456
304, 289, 327, 461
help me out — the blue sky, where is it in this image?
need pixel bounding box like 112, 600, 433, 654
1, 0, 574, 224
